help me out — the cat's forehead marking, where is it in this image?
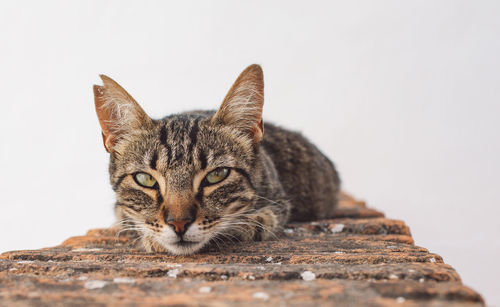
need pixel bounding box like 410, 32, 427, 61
154, 117, 195, 170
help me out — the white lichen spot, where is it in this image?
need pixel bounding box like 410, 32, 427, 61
248, 275, 256, 280
389, 274, 398, 280
113, 277, 136, 284
199, 286, 212, 293
330, 223, 344, 233
284, 228, 294, 234
274, 262, 282, 265
396, 297, 405, 303
419, 278, 425, 283
301, 271, 316, 281
167, 269, 180, 278
334, 251, 345, 254
310, 221, 320, 226
429, 258, 436, 263
72, 248, 103, 252
265, 257, 273, 262
252, 292, 269, 300
408, 269, 415, 273
17, 260, 34, 264
220, 274, 228, 280
84, 280, 108, 290
257, 266, 266, 270
78, 276, 89, 281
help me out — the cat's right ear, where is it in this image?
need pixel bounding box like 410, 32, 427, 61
93, 75, 152, 152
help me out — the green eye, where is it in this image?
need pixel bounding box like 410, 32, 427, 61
205, 168, 230, 185
134, 172, 157, 188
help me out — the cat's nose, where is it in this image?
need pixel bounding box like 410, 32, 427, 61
162, 202, 198, 236
166, 219, 193, 235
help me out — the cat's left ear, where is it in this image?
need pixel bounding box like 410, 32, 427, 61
212, 64, 264, 143
93, 75, 152, 152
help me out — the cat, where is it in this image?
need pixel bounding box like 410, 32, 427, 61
93, 64, 340, 255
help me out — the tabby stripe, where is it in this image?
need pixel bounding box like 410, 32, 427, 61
149, 151, 158, 170
115, 202, 127, 207
173, 150, 184, 164
224, 196, 253, 207
195, 188, 203, 204
205, 181, 246, 203
156, 190, 164, 208
113, 174, 128, 191
233, 168, 255, 190
160, 125, 167, 145
165, 145, 172, 167
170, 121, 186, 165
187, 119, 200, 164
199, 151, 207, 170
159, 124, 172, 165
115, 202, 142, 212
187, 118, 199, 153
194, 177, 242, 205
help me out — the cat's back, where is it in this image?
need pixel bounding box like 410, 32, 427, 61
261, 123, 340, 221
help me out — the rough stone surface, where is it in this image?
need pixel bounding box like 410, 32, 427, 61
0, 193, 484, 306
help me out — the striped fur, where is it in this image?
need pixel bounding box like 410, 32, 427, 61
94, 65, 340, 255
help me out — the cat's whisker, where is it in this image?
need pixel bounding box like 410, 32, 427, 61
214, 226, 244, 243
217, 221, 256, 240
114, 216, 152, 248
225, 217, 279, 241
212, 227, 244, 247
227, 207, 282, 240
131, 232, 148, 246
208, 234, 224, 251
114, 222, 144, 240
255, 195, 290, 211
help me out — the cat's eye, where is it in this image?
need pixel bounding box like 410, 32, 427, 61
205, 168, 230, 185
134, 172, 157, 188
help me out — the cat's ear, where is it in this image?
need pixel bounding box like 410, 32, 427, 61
93, 75, 152, 152
212, 64, 264, 143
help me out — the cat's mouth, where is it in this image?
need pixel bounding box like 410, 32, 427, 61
152, 230, 208, 255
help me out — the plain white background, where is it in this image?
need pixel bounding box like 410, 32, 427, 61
1, 1, 499, 305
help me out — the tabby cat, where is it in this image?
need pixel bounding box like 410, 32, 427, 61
93, 64, 340, 255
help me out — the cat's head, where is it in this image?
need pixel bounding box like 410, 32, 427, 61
93, 65, 265, 255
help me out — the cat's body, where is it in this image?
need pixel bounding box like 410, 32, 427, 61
94, 65, 340, 255
260, 122, 340, 221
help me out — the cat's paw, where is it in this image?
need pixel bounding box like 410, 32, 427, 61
246, 208, 279, 241
141, 237, 168, 253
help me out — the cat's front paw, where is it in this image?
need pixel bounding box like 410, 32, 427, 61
141, 237, 168, 253
243, 208, 279, 241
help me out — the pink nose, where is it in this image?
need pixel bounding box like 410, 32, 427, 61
167, 220, 192, 235
168, 221, 188, 232
162, 204, 197, 236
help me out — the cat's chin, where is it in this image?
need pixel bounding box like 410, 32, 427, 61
165, 241, 206, 255
150, 238, 208, 255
